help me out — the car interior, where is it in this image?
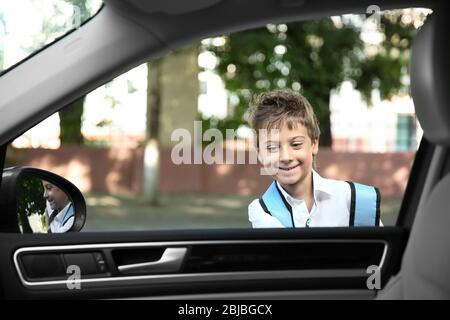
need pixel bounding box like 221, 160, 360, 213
0, 0, 449, 299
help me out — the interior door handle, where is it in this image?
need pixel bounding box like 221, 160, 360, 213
117, 247, 188, 275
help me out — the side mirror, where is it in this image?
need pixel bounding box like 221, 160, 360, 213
0, 166, 86, 233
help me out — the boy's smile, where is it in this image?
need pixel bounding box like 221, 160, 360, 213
279, 163, 301, 171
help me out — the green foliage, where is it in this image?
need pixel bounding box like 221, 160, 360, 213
206, 11, 424, 146
354, 14, 419, 100
22, 0, 92, 54
65, 0, 92, 22
0, 12, 5, 71
17, 174, 46, 233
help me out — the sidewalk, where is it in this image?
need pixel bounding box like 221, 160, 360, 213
83, 193, 401, 231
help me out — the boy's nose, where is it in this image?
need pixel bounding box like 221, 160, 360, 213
279, 147, 293, 162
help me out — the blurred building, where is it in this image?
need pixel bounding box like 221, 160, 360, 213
330, 81, 422, 152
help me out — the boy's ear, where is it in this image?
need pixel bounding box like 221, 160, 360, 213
312, 138, 319, 155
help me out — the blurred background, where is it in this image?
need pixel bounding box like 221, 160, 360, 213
0, 1, 432, 230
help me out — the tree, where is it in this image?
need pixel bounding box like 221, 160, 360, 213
142, 46, 199, 203
57, 0, 90, 144
354, 11, 427, 100
142, 58, 163, 204
21, 0, 97, 145
205, 10, 428, 146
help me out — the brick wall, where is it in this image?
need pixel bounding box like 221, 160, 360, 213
7, 146, 415, 198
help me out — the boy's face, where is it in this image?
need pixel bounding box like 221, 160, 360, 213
258, 123, 318, 187
42, 180, 70, 212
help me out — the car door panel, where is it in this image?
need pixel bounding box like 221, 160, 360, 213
0, 227, 406, 299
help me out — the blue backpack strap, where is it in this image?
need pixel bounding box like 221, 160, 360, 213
347, 181, 380, 226
260, 181, 295, 227
62, 204, 74, 226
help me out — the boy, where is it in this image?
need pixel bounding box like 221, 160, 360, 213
248, 90, 381, 228
42, 180, 74, 233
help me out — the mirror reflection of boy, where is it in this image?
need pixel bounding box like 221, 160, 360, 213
248, 90, 381, 228
42, 180, 74, 233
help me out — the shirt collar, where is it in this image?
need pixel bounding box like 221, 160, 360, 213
275, 170, 332, 204
312, 169, 333, 197
52, 202, 73, 222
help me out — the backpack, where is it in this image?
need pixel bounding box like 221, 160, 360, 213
259, 181, 380, 227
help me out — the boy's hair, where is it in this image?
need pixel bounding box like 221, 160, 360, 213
248, 89, 320, 144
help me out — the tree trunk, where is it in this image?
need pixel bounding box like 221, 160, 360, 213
143, 59, 163, 204
59, 97, 85, 145
321, 109, 332, 147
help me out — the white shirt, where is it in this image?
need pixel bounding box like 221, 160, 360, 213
48, 202, 75, 233
248, 170, 353, 228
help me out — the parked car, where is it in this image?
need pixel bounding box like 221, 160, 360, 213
0, 0, 448, 299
